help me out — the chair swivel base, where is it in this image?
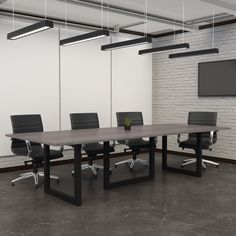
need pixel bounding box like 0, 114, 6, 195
181, 158, 220, 168
72, 163, 105, 177
115, 158, 149, 170
11, 171, 59, 188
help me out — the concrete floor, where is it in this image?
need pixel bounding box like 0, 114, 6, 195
0, 154, 236, 236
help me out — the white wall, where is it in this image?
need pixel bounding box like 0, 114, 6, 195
60, 29, 111, 130
0, 19, 152, 159
152, 24, 236, 160
0, 19, 60, 156
112, 36, 153, 126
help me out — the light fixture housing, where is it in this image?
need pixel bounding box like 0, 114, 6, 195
7, 20, 54, 40
60, 29, 109, 46
139, 43, 190, 55
169, 48, 219, 59
101, 37, 152, 51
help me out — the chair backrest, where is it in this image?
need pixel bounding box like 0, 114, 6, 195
70, 113, 99, 130
188, 112, 217, 140
116, 112, 143, 127
11, 114, 43, 133
10, 114, 43, 155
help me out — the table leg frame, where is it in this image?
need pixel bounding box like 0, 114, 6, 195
103, 137, 156, 189
44, 144, 82, 206
162, 134, 203, 177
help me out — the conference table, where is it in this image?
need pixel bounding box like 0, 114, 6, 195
6, 124, 228, 206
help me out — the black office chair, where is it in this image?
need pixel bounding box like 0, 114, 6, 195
115, 112, 152, 170
178, 112, 219, 168
70, 113, 115, 176
10, 114, 63, 188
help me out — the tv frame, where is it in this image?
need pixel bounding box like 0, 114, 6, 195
198, 59, 236, 97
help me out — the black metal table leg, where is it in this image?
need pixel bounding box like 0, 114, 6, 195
162, 134, 203, 177
44, 144, 82, 206
103, 141, 110, 189
74, 145, 82, 205
162, 136, 167, 171
103, 137, 156, 189
196, 133, 203, 177
149, 137, 155, 179
44, 145, 50, 193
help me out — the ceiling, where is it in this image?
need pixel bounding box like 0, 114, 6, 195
0, 0, 236, 36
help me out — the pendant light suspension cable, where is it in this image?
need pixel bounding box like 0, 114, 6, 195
60, 0, 109, 46
107, 3, 109, 30
101, 0, 150, 51
138, 1, 189, 56
64, 0, 68, 37
174, 18, 176, 45
44, 0, 47, 19
212, 9, 215, 48
101, 0, 104, 29
7, 0, 54, 40
144, 0, 148, 37
182, 1, 185, 43
173, 17, 176, 53
12, 0, 15, 31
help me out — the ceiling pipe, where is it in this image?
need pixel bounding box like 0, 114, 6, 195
57, 0, 198, 31
0, 8, 155, 37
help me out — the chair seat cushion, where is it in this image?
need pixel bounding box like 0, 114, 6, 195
84, 143, 114, 156
179, 138, 213, 150
12, 145, 63, 162
127, 139, 150, 150
32, 148, 63, 162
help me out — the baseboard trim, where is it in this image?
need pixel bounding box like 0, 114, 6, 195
0, 149, 235, 173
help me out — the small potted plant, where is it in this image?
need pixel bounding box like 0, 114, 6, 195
124, 117, 132, 131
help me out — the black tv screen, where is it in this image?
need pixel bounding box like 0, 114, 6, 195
198, 59, 236, 96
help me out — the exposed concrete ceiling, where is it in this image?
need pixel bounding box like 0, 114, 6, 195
0, 0, 235, 36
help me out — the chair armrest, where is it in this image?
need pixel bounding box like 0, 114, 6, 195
154, 137, 158, 145
81, 144, 86, 151
177, 134, 181, 144
209, 131, 215, 146
111, 140, 116, 148
25, 140, 32, 157
59, 146, 64, 152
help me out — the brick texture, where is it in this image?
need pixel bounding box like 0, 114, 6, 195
152, 24, 236, 160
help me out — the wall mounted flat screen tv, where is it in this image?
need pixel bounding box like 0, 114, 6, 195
198, 59, 236, 96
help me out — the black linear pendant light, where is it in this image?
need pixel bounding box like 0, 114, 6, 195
139, 43, 189, 55
7, 20, 54, 40
7, 0, 54, 40
139, 2, 191, 56
60, 0, 109, 46
169, 48, 219, 58
101, 0, 152, 51
169, 9, 219, 59
60, 30, 109, 46
101, 37, 152, 51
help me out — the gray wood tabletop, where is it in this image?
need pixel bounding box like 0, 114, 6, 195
6, 124, 229, 146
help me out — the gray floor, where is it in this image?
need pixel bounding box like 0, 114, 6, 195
0, 153, 236, 236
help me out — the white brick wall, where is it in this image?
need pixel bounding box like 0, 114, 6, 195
152, 24, 236, 160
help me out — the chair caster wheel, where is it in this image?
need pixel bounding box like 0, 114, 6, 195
72, 173, 74, 177
216, 165, 220, 168
130, 168, 133, 172
96, 168, 99, 171
56, 179, 60, 184
109, 170, 112, 175
11, 182, 14, 186
115, 165, 118, 168
35, 184, 39, 189
181, 165, 184, 168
